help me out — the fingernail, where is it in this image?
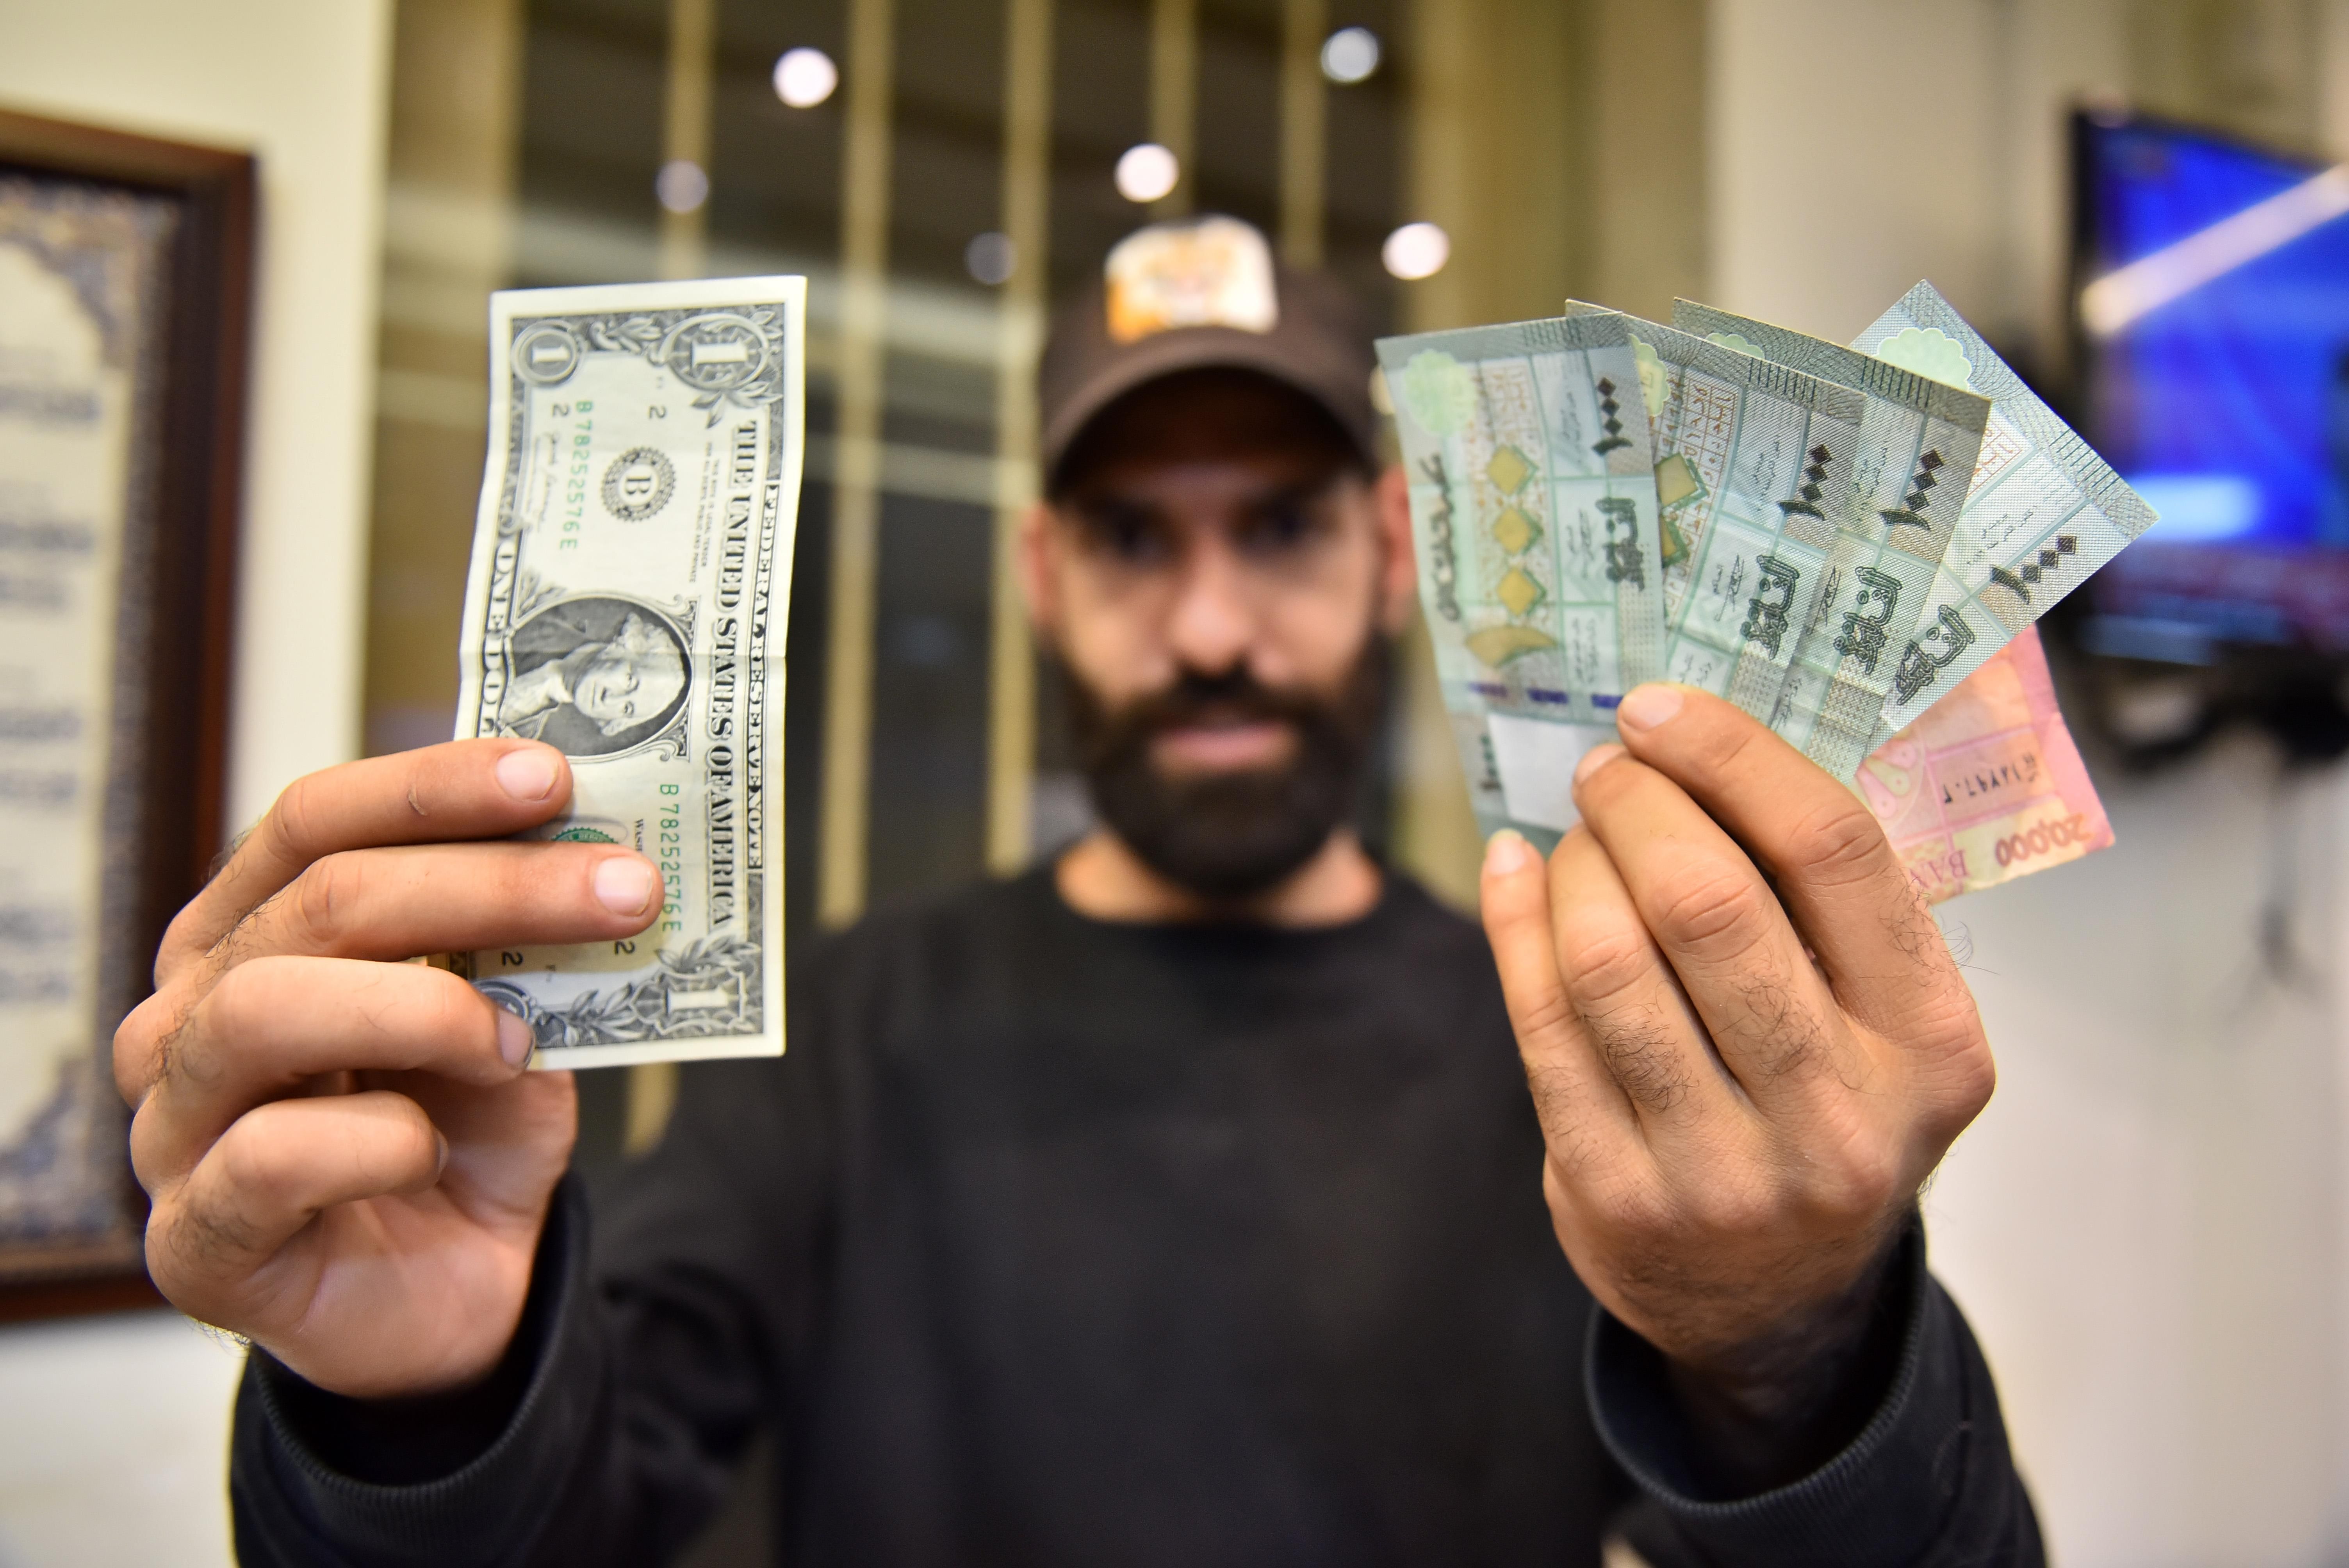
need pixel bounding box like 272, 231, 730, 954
495, 746, 561, 802
494, 1006, 535, 1068
433, 1130, 450, 1179
593, 855, 658, 916
1484, 829, 1534, 876
1574, 742, 1625, 784
1616, 684, 1685, 734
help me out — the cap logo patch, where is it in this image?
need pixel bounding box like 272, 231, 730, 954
1104, 217, 1278, 344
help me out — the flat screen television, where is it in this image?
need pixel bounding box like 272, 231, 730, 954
2076, 108, 2349, 657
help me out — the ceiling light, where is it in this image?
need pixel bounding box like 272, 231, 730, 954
1115, 143, 1180, 204
1321, 27, 1379, 84
966, 232, 1017, 285
773, 47, 839, 108
656, 159, 709, 215
1382, 221, 1449, 280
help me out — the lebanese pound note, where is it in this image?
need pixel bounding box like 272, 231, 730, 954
1589, 310, 1871, 728
1848, 281, 2157, 741
1672, 301, 1993, 783
451, 277, 806, 1068
1856, 626, 2112, 903
1375, 314, 1667, 848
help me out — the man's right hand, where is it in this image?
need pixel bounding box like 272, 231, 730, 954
114, 739, 664, 1400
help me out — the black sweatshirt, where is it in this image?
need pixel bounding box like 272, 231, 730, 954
229, 870, 2042, 1567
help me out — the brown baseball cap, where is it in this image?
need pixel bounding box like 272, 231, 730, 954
1037, 216, 1379, 492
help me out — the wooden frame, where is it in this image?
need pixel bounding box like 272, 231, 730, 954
0, 109, 252, 1319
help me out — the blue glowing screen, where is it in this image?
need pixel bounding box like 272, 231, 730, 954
2085, 116, 2349, 552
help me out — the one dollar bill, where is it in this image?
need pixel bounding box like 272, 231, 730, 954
450, 277, 806, 1069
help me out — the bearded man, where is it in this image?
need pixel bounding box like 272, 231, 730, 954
120, 219, 2038, 1566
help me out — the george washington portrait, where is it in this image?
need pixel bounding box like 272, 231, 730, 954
497, 595, 691, 757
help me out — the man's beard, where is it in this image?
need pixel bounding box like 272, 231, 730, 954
1063, 639, 1389, 903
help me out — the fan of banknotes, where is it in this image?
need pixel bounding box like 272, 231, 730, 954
1375, 283, 2158, 907
446, 274, 2149, 1070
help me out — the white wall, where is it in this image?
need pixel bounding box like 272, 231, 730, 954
1935, 745, 2347, 1565
1710, 2, 2349, 1563
0, 1313, 250, 1568
0, 2, 392, 1563
0, 0, 393, 830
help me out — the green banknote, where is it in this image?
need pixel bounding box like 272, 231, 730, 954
1672, 301, 1993, 780
1848, 281, 2157, 738
1376, 313, 1666, 843
451, 277, 805, 1069
1581, 310, 1874, 729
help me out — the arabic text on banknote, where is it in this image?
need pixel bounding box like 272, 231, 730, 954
1672, 300, 1993, 779
1377, 313, 1666, 849
1848, 282, 2157, 741
1859, 627, 2112, 902
1378, 284, 2149, 900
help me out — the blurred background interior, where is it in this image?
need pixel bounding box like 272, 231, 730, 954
12, 0, 2349, 1563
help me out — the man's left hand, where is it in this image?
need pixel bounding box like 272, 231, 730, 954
1479, 681, 1994, 1489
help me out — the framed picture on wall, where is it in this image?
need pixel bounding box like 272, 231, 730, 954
0, 109, 251, 1320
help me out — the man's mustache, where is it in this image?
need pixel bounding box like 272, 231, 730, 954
1084, 668, 1321, 761
1059, 638, 1389, 900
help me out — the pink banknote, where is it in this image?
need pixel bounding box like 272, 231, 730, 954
1854, 627, 2113, 903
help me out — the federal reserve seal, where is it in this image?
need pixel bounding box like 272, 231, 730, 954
602, 446, 676, 522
